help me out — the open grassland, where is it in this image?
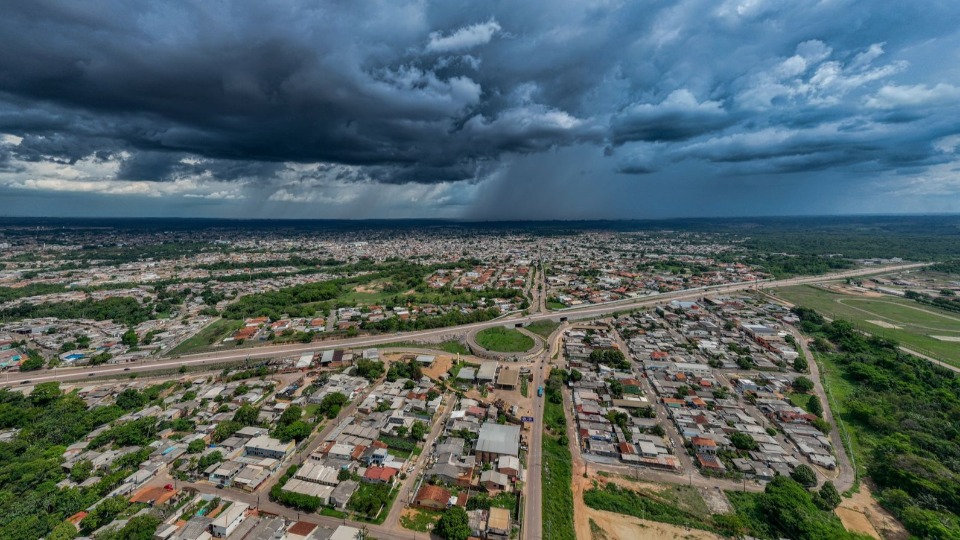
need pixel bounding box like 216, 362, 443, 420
475, 327, 535, 352
542, 399, 576, 540
168, 319, 243, 355
774, 285, 960, 366
525, 320, 560, 339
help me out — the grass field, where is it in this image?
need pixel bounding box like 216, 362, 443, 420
526, 320, 560, 339
774, 285, 960, 366
378, 340, 469, 355
542, 400, 576, 540
168, 319, 243, 355
475, 327, 535, 352
400, 508, 442, 532
547, 301, 566, 310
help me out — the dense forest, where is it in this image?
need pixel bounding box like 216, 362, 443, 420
793, 307, 960, 538
0, 296, 155, 326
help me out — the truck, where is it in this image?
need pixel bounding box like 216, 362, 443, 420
537, 386, 544, 397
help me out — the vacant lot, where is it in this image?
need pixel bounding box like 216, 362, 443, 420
475, 327, 535, 353
168, 319, 243, 355
774, 285, 960, 366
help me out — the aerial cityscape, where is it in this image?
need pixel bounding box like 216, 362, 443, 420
1, 2, 960, 540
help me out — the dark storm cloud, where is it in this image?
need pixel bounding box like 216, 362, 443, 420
0, 0, 959, 217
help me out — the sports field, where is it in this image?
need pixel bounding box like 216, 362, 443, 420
774, 284, 960, 367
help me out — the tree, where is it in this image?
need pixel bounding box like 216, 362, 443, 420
70, 459, 93, 483
338, 468, 352, 482
792, 376, 815, 393
278, 405, 303, 427
187, 439, 206, 454
793, 355, 808, 373
807, 394, 823, 417
121, 329, 139, 347
233, 404, 259, 426
275, 420, 313, 442
47, 522, 77, 540
436, 506, 471, 540
569, 369, 583, 382
790, 464, 817, 487
198, 451, 223, 469
116, 388, 146, 411
395, 425, 408, 438
411, 420, 427, 440
19, 351, 45, 371
30, 381, 61, 406
355, 359, 385, 380
731, 432, 759, 451
816, 481, 842, 510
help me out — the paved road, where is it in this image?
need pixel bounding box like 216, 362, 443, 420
0, 263, 925, 389
522, 323, 561, 540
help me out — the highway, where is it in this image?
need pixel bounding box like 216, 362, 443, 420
0, 262, 927, 388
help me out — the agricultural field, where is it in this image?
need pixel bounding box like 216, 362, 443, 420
774, 284, 960, 366
475, 327, 535, 353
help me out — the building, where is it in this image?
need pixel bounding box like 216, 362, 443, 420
330, 480, 359, 510
496, 368, 520, 390
475, 422, 521, 463
497, 455, 521, 477
415, 484, 452, 510
210, 501, 248, 538
244, 436, 295, 460
480, 469, 510, 491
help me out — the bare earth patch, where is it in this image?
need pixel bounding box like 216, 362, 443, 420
585, 508, 721, 540
931, 335, 960, 342
866, 320, 901, 329
836, 483, 908, 540
353, 285, 379, 293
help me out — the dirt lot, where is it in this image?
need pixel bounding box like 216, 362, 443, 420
586, 507, 721, 540
836, 483, 907, 540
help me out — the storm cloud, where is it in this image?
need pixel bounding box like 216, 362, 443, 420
0, 0, 958, 218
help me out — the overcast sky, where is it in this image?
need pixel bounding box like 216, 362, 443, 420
1, 0, 959, 219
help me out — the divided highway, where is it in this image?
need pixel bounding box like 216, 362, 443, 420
0, 263, 926, 387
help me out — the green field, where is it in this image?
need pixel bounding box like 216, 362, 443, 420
525, 320, 560, 339
475, 327, 535, 352
168, 319, 243, 355
774, 285, 960, 366
378, 340, 470, 355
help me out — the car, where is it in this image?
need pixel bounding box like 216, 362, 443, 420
123, 367, 131, 371
88, 373, 95, 377
19, 380, 30, 385
407, 466, 415, 473
164, 483, 174, 491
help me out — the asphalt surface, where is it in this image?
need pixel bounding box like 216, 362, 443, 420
0, 263, 926, 388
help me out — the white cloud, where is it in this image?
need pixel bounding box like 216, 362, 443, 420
865, 82, 960, 109
426, 19, 501, 53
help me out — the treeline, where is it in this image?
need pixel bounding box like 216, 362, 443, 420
730, 253, 855, 279
0, 296, 154, 326
904, 290, 960, 314
362, 307, 501, 333
0, 283, 68, 303
793, 307, 960, 538
222, 280, 341, 320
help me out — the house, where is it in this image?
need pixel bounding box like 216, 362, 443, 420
415, 484, 452, 510
488, 507, 512, 540
362, 466, 398, 485
691, 436, 718, 455
210, 501, 249, 538
330, 480, 359, 509
209, 461, 243, 487
480, 470, 510, 491
497, 455, 521, 477
244, 436, 294, 459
